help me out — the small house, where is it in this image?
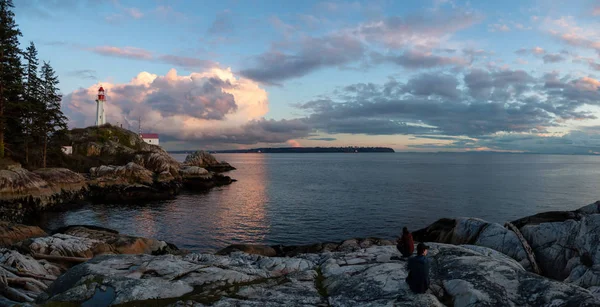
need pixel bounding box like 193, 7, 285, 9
141, 133, 159, 146
61, 146, 73, 155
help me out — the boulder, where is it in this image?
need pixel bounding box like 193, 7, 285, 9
0, 248, 62, 304
89, 162, 154, 185
0, 167, 87, 222
14, 225, 179, 259
519, 210, 600, 289
0, 222, 47, 247
88, 163, 180, 202
42, 244, 600, 306
184, 151, 235, 172
413, 217, 533, 270
216, 237, 395, 258
180, 166, 233, 191
132, 150, 181, 179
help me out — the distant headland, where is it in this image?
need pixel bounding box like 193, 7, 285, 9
170, 147, 395, 154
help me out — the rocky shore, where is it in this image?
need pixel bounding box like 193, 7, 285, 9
0, 125, 235, 222
1, 202, 600, 306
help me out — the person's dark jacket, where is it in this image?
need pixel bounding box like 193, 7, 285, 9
397, 233, 414, 257
406, 255, 430, 294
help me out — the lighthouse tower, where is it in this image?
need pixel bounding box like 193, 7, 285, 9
95, 86, 106, 126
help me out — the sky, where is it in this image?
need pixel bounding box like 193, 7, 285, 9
12, 0, 600, 153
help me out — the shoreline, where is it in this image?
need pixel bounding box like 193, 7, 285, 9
2, 201, 600, 305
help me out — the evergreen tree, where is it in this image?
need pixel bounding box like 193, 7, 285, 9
0, 0, 24, 159
23, 41, 42, 164
40, 61, 66, 168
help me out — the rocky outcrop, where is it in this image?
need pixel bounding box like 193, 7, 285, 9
132, 149, 181, 179
516, 202, 600, 289
14, 225, 180, 259
0, 248, 62, 304
0, 226, 181, 305
0, 222, 46, 248
217, 237, 395, 257
413, 217, 534, 271
0, 167, 87, 222
88, 162, 180, 202
184, 150, 235, 172
42, 244, 600, 306
412, 201, 600, 293
180, 166, 234, 191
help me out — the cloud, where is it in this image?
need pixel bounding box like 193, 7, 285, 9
62, 67, 311, 148
286, 139, 302, 147
542, 53, 565, 63
307, 137, 337, 141
355, 9, 483, 49
545, 17, 600, 54
409, 130, 600, 154
240, 33, 364, 84
14, 0, 109, 18
124, 7, 143, 19
573, 56, 600, 71
90, 46, 153, 60
68, 69, 97, 80
240, 8, 481, 83
514, 46, 565, 63
85, 45, 217, 70
296, 69, 599, 139
372, 49, 468, 69
207, 10, 234, 35
402, 72, 460, 98
489, 23, 510, 32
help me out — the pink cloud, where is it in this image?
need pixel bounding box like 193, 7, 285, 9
90, 46, 153, 60
124, 7, 143, 19
286, 139, 301, 147
60, 68, 314, 149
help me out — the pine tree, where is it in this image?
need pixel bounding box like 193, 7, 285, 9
0, 0, 24, 159
23, 41, 42, 164
40, 61, 66, 168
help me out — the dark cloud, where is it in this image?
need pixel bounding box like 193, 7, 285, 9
158, 55, 216, 69
307, 137, 337, 141
542, 53, 565, 63
207, 10, 234, 35
240, 34, 364, 84
174, 118, 312, 145
371, 50, 467, 69
109, 75, 237, 120
67, 69, 97, 80
409, 131, 600, 154
403, 73, 460, 99
240, 9, 480, 83
296, 69, 600, 139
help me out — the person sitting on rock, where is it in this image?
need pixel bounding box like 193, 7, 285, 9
405, 243, 431, 294
396, 227, 414, 258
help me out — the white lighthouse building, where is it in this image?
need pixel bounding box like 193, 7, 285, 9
95, 86, 106, 126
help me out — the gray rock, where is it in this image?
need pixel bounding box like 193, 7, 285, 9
184, 151, 235, 172
521, 211, 600, 289
414, 217, 533, 270
42, 244, 600, 306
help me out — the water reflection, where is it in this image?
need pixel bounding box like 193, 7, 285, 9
36, 153, 600, 253
36, 153, 270, 253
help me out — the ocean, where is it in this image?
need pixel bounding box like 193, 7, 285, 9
37, 153, 600, 253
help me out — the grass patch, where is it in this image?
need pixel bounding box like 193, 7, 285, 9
315, 266, 330, 305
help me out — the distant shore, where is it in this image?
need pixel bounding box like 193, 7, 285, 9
170, 147, 395, 154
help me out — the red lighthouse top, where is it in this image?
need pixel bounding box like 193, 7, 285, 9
97, 86, 105, 101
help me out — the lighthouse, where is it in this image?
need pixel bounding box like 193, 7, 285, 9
95, 86, 106, 126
